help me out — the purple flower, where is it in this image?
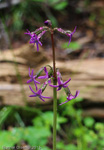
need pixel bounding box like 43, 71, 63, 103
29, 85, 51, 102
50, 77, 71, 91
25, 29, 43, 51
66, 26, 77, 45
27, 68, 40, 91
38, 67, 51, 83
59, 90, 80, 105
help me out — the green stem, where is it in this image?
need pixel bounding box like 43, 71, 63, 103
53, 79, 57, 150
51, 29, 57, 150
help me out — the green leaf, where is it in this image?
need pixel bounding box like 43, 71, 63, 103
84, 133, 94, 143
74, 128, 83, 137
95, 122, 104, 131
42, 147, 51, 150
53, 2, 68, 10
65, 144, 77, 150
84, 117, 95, 128
24, 126, 51, 146
57, 142, 77, 150
0, 126, 51, 148
0, 128, 23, 149
89, 13, 96, 21
32, 117, 44, 127
0, 131, 14, 148
57, 141, 64, 149
13, 11, 23, 30
33, 111, 67, 130
0, 107, 13, 126
48, 15, 58, 27
41, 111, 53, 127
98, 139, 104, 146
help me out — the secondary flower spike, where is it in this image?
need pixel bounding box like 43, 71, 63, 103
29, 85, 51, 102
50, 77, 71, 91
59, 90, 80, 105
27, 68, 40, 91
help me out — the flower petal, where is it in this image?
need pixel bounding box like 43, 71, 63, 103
44, 67, 48, 75
68, 35, 72, 46
39, 96, 45, 102
34, 80, 40, 84
31, 69, 34, 77
57, 86, 62, 91
63, 78, 71, 85
29, 85, 36, 94
49, 84, 59, 88
36, 43, 39, 51
37, 89, 42, 95
34, 81, 38, 91
63, 84, 69, 88
41, 95, 51, 99
27, 79, 33, 83
57, 77, 62, 85
48, 79, 51, 84
38, 75, 46, 79
29, 94, 37, 97
59, 100, 69, 105
38, 41, 42, 46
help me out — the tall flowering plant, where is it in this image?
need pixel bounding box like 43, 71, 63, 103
25, 20, 79, 150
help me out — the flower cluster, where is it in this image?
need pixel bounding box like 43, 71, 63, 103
27, 66, 79, 105
27, 66, 52, 102
26, 20, 79, 105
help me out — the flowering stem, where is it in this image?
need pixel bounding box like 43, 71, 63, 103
51, 29, 57, 150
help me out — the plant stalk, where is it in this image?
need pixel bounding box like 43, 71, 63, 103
51, 29, 57, 150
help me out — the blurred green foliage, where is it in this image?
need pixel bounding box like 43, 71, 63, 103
61, 42, 81, 51
59, 96, 104, 150
33, 111, 67, 131
0, 96, 104, 149
1, 0, 68, 33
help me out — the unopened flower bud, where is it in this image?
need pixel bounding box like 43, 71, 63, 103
44, 20, 52, 27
